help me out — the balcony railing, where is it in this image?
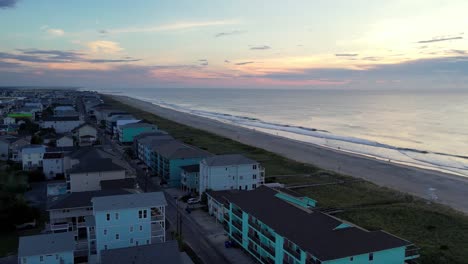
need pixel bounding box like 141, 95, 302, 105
232, 220, 243, 231
260, 255, 275, 264
249, 219, 275, 242
232, 208, 243, 219
261, 243, 276, 256
223, 213, 230, 222
283, 244, 301, 260
232, 232, 242, 243
248, 232, 261, 245
248, 243, 261, 259
405, 245, 420, 259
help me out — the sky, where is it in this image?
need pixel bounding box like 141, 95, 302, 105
0, 0, 468, 89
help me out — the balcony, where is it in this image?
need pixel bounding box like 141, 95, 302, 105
247, 243, 261, 259
232, 220, 243, 231
232, 208, 243, 219
405, 245, 420, 260
50, 222, 70, 231
223, 213, 230, 222
284, 244, 301, 260
249, 219, 275, 242
232, 232, 242, 243
261, 243, 276, 256
260, 255, 275, 264
248, 232, 261, 245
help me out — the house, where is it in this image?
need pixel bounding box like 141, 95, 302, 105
18, 232, 75, 264
207, 186, 420, 264
152, 140, 211, 187
72, 123, 97, 146
67, 158, 127, 193
180, 164, 200, 193
47, 189, 129, 234
101, 240, 184, 264
117, 122, 157, 143
199, 154, 265, 195
43, 152, 65, 180
57, 134, 74, 147
134, 132, 173, 165
88, 191, 167, 261
41, 116, 83, 133
3, 116, 15, 125
54, 105, 79, 117
21, 145, 46, 170
0, 135, 29, 160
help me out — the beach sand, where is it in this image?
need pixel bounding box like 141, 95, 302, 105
112, 95, 468, 214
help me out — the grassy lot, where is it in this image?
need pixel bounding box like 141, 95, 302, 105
104, 96, 468, 264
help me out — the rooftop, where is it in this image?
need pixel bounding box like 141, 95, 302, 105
203, 154, 257, 166
154, 140, 211, 159
101, 240, 183, 264
100, 178, 137, 190
120, 122, 157, 129
208, 186, 410, 261
67, 158, 125, 174
42, 116, 80, 121
48, 189, 129, 210
92, 191, 167, 211
18, 232, 75, 257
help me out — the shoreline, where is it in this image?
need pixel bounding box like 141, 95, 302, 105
110, 94, 468, 214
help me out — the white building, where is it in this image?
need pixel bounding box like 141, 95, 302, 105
57, 134, 74, 147
199, 154, 265, 195
41, 116, 83, 133
72, 123, 97, 146
43, 152, 65, 179
67, 158, 127, 193
21, 145, 46, 170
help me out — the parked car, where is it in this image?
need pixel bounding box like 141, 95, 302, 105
187, 198, 201, 204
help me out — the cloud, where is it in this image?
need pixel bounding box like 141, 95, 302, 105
47, 28, 65, 36
362, 56, 383, 61
250, 45, 271, 50
214, 30, 246, 38
0, 0, 17, 9
110, 20, 239, 34
224, 60, 230, 63
0, 49, 139, 64
198, 59, 208, 66
417, 36, 463, 43
335, 53, 358, 57
98, 29, 108, 34
235, 61, 254, 65
87, 40, 123, 54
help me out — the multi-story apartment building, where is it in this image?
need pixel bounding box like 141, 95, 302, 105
199, 154, 265, 195
207, 186, 419, 264
180, 164, 200, 193
21, 145, 46, 171
41, 116, 83, 133
117, 122, 158, 143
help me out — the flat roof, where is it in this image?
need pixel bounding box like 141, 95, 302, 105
208, 186, 410, 261
154, 140, 211, 159
101, 240, 183, 264
92, 191, 167, 211
203, 154, 257, 166
48, 189, 129, 210
67, 158, 125, 174
100, 178, 137, 190
18, 232, 75, 257
43, 116, 80, 121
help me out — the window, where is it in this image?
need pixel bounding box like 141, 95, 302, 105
104, 245, 108, 250
369, 253, 374, 261
138, 210, 142, 219
252, 184, 257, 189
136, 241, 139, 246
350, 257, 354, 261
146, 240, 150, 244
143, 210, 147, 218
22, 258, 27, 264
115, 234, 119, 240
239, 186, 241, 190
130, 238, 134, 244
253, 165, 257, 169
106, 213, 110, 221
115, 213, 119, 220
139, 225, 143, 231
245, 185, 248, 190
130, 226, 134, 232
253, 174, 257, 179
104, 229, 107, 235
39, 256, 43, 262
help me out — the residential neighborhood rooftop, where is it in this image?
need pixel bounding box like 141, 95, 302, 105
203, 154, 257, 166
18, 232, 75, 257
208, 186, 410, 261
67, 158, 125, 174
155, 140, 211, 159
92, 191, 167, 211
42, 116, 80, 121
48, 189, 130, 210
100, 240, 183, 264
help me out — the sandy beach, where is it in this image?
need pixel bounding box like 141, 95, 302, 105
112, 95, 468, 214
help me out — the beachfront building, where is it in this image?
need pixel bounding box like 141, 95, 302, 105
57, 134, 74, 147
199, 154, 265, 194
43, 152, 65, 179
207, 186, 420, 264
88, 192, 167, 262
21, 145, 46, 171
18, 232, 75, 264
72, 123, 97, 146
104, 113, 135, 135
117, 122, 158, 143
100, 240, 184, 264
180, 164, 200, 193
41, 116, 84, 133
134, 132, 173, 165
66, 158, 127, 193
151, 140, 211, 187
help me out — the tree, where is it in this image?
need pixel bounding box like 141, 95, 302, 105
30, 135, 43, 145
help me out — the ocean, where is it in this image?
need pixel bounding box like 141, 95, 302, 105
99, 88, 468, 177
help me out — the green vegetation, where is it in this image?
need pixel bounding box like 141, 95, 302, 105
104, 96, 468, 264
0, 162, 42, 257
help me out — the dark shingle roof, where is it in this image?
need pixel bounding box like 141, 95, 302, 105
67, 158, 125, 174
42, 116, 80, 121
208, 186, 410, 261
92, 191, 167, 211
100, 178, 137, 190
101, 240, 183, 264
48, 189, 129, 210
203, 154, 257, 166
155, 141, 211, 159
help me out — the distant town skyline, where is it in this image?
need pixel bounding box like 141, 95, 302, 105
1, 0, 467, 89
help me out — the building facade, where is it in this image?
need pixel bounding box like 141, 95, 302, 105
42, 116, 83, 133
43, 152, 65, 179
21, 145, 46, 170
117, 122, 158, 143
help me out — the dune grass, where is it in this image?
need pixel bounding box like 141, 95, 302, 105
104, 95, 468, 264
